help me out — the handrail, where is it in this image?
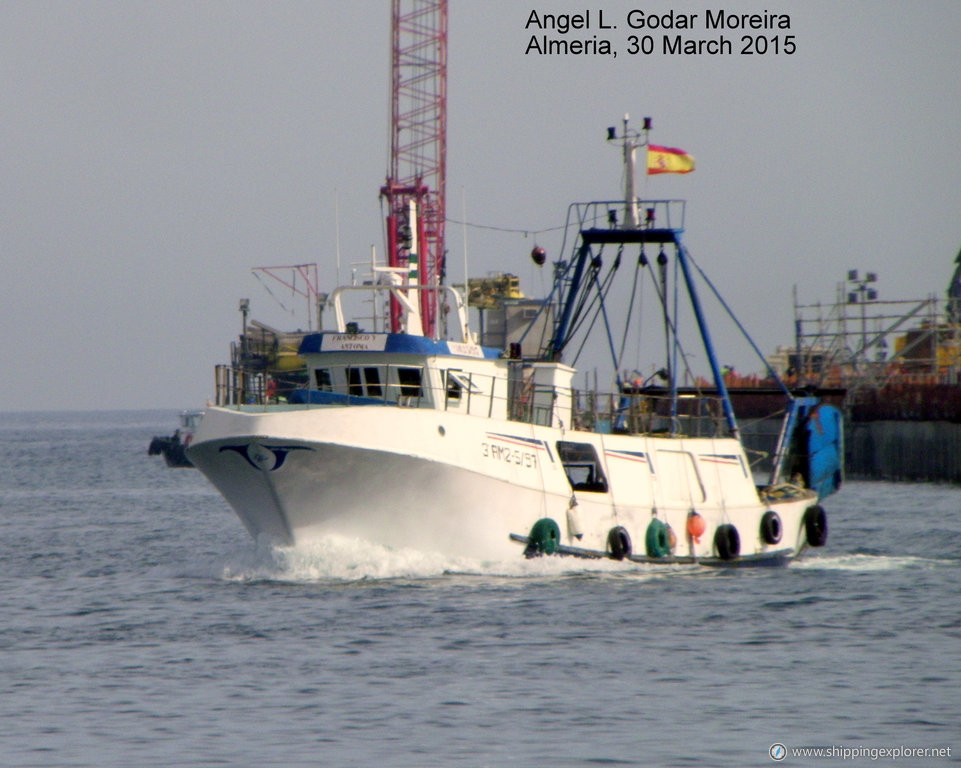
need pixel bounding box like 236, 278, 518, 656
327, 282, 474, 343
212, 362, 730, 436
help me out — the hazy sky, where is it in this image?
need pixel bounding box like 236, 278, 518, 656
3, 1, 960, 411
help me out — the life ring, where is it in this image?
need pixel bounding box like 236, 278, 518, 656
760, 510, 782, 545
607, 526, 632, 560
645, 519, 672, 558
804, 505, 828, 547
524, 517, 560, 557
714, 524, 740, 561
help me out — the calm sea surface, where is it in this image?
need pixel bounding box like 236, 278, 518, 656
1, 410, 959, 768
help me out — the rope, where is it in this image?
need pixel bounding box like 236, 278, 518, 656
252, 272, 296, 317
617, 247, 644, 367
568, 250, 622, 368
561, 246, 605, 346
641, 252, 704, 400
445, 216, 567, 238
684, 248, 792, 399
709, 434, 731, 524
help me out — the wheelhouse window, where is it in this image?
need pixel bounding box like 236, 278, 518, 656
347, 367, 363, 396
447, 370, 481, 399
397, 367, 423, 398
314, 368, 332, 391
446, 373, 462, 401
556, 441, 608, 493
364, 367, 383, 398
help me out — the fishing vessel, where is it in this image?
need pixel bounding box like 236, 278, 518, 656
187, 127, 842, 565
148, 410, 203, 468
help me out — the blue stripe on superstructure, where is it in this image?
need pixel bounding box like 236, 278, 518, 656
702, 454, 740, 465
542, 440, 555, 463
486, 433, 546, 450
605, 449, 648, 463
701, 453, 748, 477
299, 332, 502, 358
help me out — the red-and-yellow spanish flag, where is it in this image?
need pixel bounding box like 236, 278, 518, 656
647, 145, 695, 175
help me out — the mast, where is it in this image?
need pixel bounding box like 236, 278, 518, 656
606, 113, 651, 229
552, 117, 740, 437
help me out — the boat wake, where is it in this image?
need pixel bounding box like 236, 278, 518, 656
794, 552, 957, 572
214, 534, 689, 584
209, 539, 959, 583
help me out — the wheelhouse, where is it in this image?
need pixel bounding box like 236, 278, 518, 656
294, 332, 509, 417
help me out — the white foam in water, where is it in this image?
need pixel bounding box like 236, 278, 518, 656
216, 535, 669, 583
794, 553, 944, 572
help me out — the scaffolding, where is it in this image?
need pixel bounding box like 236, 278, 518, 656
781, 275, 961, 390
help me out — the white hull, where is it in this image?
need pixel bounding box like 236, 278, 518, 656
188, 403, 823, 564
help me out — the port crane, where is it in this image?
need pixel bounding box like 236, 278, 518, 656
380, 0, 448, 339
246, 2, 449, 341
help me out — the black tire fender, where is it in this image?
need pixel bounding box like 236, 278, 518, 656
714, 524, 740, 561
804, 505, 828, 547
607, 526, 632, 560
760, 510, 783, 545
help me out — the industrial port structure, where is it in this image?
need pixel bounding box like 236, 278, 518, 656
772, 256, 961, 482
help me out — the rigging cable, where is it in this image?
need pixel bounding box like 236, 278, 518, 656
444, 216, 567, 238
685, 249, 792, 398
640, 251, 703, 400
559, 245, 606, 351
588, 254, 624, 384
568, 249, 621, 367
252, 272, 295, 318
617, 246, 645, 369
671, 247, 681, 426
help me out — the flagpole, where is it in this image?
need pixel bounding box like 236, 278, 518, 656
622, 115, 639, 228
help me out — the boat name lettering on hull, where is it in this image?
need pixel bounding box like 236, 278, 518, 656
481, 442, 538, 469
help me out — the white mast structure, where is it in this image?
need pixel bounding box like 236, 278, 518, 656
606, 113, 652, 229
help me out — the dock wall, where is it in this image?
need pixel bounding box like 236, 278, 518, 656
697, 386, 960, 484
846, 420, 961, 483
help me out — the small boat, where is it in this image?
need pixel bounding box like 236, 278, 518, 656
148, 410, 204, 468
187, 128, 842, 566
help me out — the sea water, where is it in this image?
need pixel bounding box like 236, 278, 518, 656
0, 410, 958, 768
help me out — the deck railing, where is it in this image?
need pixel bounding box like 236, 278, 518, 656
212, 364, 731, 437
